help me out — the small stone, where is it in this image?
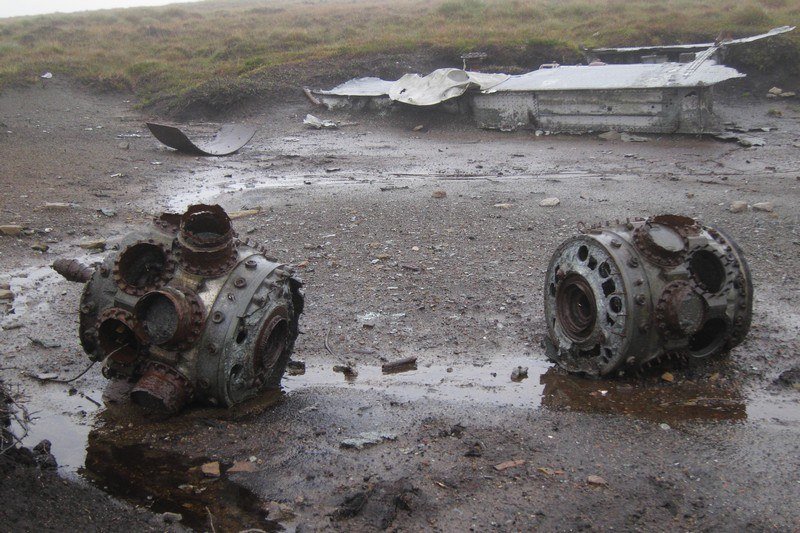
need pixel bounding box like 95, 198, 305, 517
42, 202, 73, 210
494, 459, 525, 471
661, 372, 674, 383
200, 461, 220, 477
493, 203, 513, 209
412, 124, 426, 132
780, 91, 796, 98
98, 208, 116, 217
659, 423, 671, 430
510, 366, 528, 382
587, 475, 608, 486
31, 242, 49, 252
0, 289, 14, 301
118, 141, 130, 150
767, 86, 783, 95
161, 512, 183, 524
77, 239, 106, 251
0, 225, 23, 236
729, 201, 747, 213
752, 202, 774, 212
431, 190, 447, 199
539, 197, 560, 207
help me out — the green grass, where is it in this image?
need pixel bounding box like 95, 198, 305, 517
0, 0, 797, 113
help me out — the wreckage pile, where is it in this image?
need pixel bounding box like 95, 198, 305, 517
544, 215, 752, 376
54, 204, 304, 412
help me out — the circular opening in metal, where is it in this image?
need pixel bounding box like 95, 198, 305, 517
648, 224, 686, 253
181, 205, 232, 246
609, 296, 623, 313
136, 292, 180, 345
255, 317, 290, 375
118, 243, 167, 289
688, 317, 728, 357
555, 274, 597, 341
577, 245, 589, 262
97, 317, 139, 363
690, 250, 726, 293
236, 328, 248, 344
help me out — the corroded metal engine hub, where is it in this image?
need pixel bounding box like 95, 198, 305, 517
60, 204, 304, 412
544, 215, 752, 376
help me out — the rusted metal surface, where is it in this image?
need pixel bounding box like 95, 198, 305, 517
146, 122, 257, 156
544, 215, 752, 376
52, 258, 94, 283
62, 204, 304, 413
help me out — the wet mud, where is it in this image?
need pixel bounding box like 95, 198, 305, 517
1, 79, 799, 530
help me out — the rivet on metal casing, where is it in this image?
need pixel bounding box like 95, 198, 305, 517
611, 239, 622, 248
212, 311, 224, 323
245, 259, 257, 270
234, 277, 247, 289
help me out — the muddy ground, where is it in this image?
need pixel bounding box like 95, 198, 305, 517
1, 74, 799, 532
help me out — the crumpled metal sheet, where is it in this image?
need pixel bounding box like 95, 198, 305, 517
389, 68, 509, 106
589, 25, 795, 54
146, 122, 257, 156
315, 77, 394, 97
483, 61, 744, 93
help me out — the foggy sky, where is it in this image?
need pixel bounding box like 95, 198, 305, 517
0, 1, 201, 19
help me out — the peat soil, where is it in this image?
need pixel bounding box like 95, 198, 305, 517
0, 74, 799, 531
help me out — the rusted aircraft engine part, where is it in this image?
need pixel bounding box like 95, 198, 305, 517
52, 258, 95, 283
74, 203, 304, 413
544, 215, 752, 377
146, 122, 257, 156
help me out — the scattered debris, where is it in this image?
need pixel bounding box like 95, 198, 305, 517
730, 201, 748, 213
510, 366, 528, 382
303, 114, 338, 129
545, 215, 752, 376
0, 225, 23, 236
539, 197, 560, 207
752, 201, 774, 212
77, 239, 106, 251
40, 72, 53, 79
382, 356, 418, 374
146, 122, 257, 156
333, 363, 358, 377
712, 132, 766, 147
494, 459, 526, 471
42, 202, 73, 210
587, 475, 608, 486
200, 461, 221, 478
341, 431, 397, 450
30, 242, 49, 252
55, 204, 304, 413
228, 207, 262, 219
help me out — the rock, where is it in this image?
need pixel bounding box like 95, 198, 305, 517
77, 239, 106, 251
42, 202, 73, 210
510, 366, 528, 382
340, 431, 397, 450
494, 459, 525, 471
767, 109, 782, 117
539, 197, 560, 207
228, 460, 257, 473
464, 442, 483, 457
30, 337, 61, 348
98, 208, 116, 217
598, 130, 622, 141
752, 201, 774, 212
775, 367, 800, 390
0, 289, 13, 301
31, 242, 49, 252
729, 201, 748, 213
659, 423, 671, 430
0, 225, 23, 236
780, 91, 796, 98
33, 440, 57, 470
587, 475, 608, 486
286, 360, 306, 376
412, 124, 427, 132
767, 87, 783, 95
303, 114, 338, 129
661, 372, 675, 383
431, 190, 447, 199
493, 203, 513, 209
264, 501, 295, 521
161, 512, 183, 524
766, 93, 777, 99
118, 141, 130, 150
333, 363, 358, 377
200, 461, 220, 477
